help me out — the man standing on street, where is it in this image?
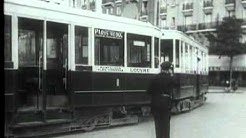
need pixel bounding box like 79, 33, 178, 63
147, 61, 176, 138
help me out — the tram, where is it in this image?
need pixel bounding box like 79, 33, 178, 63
160, 30, 209, 113
4, 0, 208, 137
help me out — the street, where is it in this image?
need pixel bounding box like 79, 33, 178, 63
54, 87, 246, 138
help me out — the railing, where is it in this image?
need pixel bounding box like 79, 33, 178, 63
225, 0, 235, 4
102, 0, 114, 3
198, 22, 219, 30
203, 0, 213, 7
183, 3, 193, 10
177, 22, 221, 32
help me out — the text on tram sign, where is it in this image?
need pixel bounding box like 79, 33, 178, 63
130, 68, 150, 73
95, 28, 123, 39
96, 66, 124, 72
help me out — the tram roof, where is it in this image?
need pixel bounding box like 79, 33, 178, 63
5, 0, 160, 31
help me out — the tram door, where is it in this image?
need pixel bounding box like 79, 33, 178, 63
18, 18, 44, 110
46, 22, 68, 108
18, 18, 68, 110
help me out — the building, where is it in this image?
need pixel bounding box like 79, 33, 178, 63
209, 55, 246, 86
15, 0, 246, 86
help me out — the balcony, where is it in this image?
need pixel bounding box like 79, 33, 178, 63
39, 0, 70, 6
125, 0, 139, 3
242, 0, 246, 8
115, 0, 122, 4
177, 22, 221, 33
198, 22, 218, 30
159, 7, 167, 20
102, 0, 114, 7
203, 0, 213, 14
225, 0, 235, 11
182, 3, 193, 16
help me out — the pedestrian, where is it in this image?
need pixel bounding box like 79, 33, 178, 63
147, 61, 176, 138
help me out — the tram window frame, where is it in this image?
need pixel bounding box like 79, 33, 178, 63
75, 26, 88, 65
18, 17, 43, 67
127, 33, 152, 68
4, 15, 12, 67
154, 37, 159, 68
94, 29, 124, 66
161, 39, 173, 64
175, 40, 180, 68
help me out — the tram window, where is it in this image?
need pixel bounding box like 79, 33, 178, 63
75, 26, 88, 64
127, 34, 151, 67
47, 22, 68, 68
95, 29, 124, 66
189, 46, 193, 71
161, 39, 173, 64
4, 15, 12, 63
154, 37, 159, 68
18, 18, 43, 67
175, 40, 180, 68
185, 43, 188, 69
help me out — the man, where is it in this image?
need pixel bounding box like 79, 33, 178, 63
147, 61, 176, 138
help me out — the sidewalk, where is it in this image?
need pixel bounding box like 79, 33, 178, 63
208, 86, 246, 93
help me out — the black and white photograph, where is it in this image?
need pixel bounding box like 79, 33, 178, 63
4, 0, 246, 138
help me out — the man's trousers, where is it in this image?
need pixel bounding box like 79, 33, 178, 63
153, 110, 171, 138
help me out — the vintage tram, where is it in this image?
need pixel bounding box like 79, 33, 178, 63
160, 30, 209, 113
4, 0, 208, 137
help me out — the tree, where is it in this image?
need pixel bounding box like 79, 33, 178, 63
206, 16, 246, 91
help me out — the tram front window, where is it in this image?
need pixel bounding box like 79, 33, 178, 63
127, 34, 151, 67
161, 39, 173, 64
95, 29, 124, 66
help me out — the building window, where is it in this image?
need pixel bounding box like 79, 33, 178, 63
4, 15, 12, 63
116, 6, 122, 16
95, 28, 124, 66
160, 19, 167, 28
105, 7, 114, 15
127, 33, 151, 67
171, 0, 176, 6
75, 26, 88, 64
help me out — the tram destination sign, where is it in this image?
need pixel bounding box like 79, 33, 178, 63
95, 28, 123, 39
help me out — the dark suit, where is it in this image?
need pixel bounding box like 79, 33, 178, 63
147, 72, 176, 138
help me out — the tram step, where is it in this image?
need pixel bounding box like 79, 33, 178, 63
10, 119, 71, 129
14, 107, 72, 124
110, 115, 138, 126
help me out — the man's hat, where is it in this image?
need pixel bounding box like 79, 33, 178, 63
160, 61, 173, 70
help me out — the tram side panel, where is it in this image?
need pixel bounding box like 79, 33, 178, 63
200, 75, 209, 95
5, 69, 18, 136
71, 71, 151, 108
